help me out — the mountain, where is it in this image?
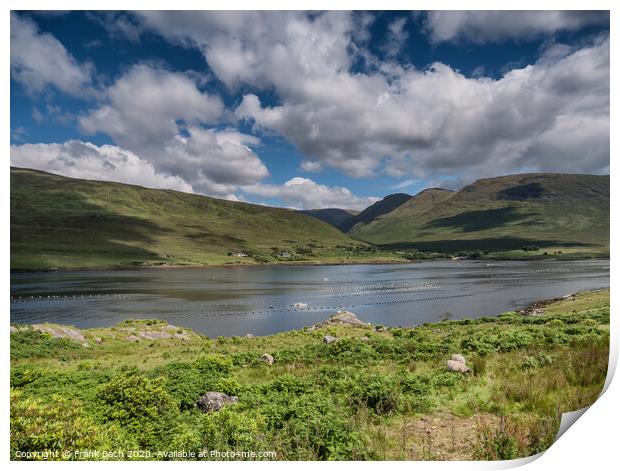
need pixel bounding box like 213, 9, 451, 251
10, 168, 372, 270
339, 193, 412, 233
350, 173, 609, 256
299, 208, 359, 230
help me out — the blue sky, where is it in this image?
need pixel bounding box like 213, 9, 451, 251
10, 11, 610, 209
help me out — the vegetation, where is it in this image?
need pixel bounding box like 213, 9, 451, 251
299, 208, 359, 229
349, 174, 609, 259
10, 290, 609, 460
10, 169, 610, 270
339, 193, 413, 232
10, 167, 401, 270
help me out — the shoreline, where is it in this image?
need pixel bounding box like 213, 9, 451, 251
10, 288, 609, 338
9, 254, 610, 274
10, 289, 610, 460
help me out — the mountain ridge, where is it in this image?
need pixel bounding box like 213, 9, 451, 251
10, 167, 395, 270
350, 173, 609, 256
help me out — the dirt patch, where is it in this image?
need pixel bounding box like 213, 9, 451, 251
394, 412, 501, 460
117, 324, 191, 342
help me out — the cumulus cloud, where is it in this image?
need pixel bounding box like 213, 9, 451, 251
10, 140, 192, 192
10, 13, 94, 96
242, 177, 379, 210
79, 64, 224, 152
234, 32, 610, 183
425, 11, 609, 44
136, 11, 608, 184
12, 12, 610, 210
135, 11, 353, 90
300, 160, 322, 172
78, 64, 268, 197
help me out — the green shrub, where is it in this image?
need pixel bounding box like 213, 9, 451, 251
358, 378, 403, 415
200, 408, 265, 454
97, 374, 177, 448
157, 361, 209, 410
10, 329, 84, 360
11, 365, 42, 387
267, 392, 373, 460
10, 390, 127, 459
522, 353, 553, 370
322, 338, 375, 363
194, 354, 233, 375
216, 378, 242, 396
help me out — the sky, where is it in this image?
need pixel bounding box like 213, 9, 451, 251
9, 11, 610, 210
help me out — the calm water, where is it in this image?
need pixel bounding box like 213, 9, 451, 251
10, 260, 609, 337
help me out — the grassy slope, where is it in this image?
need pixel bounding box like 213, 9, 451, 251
340, 193, 412, 232
351, 174, 609, 257
299, 208, 359, 230
10, 290, 609, 460
10, 167, 399, 270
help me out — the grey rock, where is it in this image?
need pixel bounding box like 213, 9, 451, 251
260, 353, 274, 365
325, 310, 367, 327
323, 335, 338, 344
446, 354, 471, 373
126, 335, 140, 342
451, 354, 466, 364
196, 392, 239, 413
32, 324, 86, 344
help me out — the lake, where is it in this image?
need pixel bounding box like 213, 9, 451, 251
10, 259, 609, 337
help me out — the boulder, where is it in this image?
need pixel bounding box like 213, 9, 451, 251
451, 354, 466, 364
196, 392, 239, 413
446, 354, 471, 373
323, 335, 338, 344
325, 310, 367, 327
260, 353, 274, 365
32, 324, 86, 344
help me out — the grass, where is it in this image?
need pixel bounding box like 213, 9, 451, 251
11, 167, 401, 270
10, 289, 609, 460
350, 173, 609, 258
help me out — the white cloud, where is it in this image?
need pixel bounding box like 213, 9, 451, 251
79, 64, 224, 152
14, 12, 608, 211
10, 13, 94, 96
384, 16, 409, 58
242, 177, 378, 210
138, 11, 607, 183
300, 160, 322, 172
235, 33, 610, 183
78, 64, 268, 196
10, 140, 192, 192
136, 11, 353, 90
425, 11, 609, 44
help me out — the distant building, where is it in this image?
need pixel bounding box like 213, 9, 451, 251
280, 251, 291, 258
233, 252, 248, 257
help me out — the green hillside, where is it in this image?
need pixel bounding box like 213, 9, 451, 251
340, 193, 412, 232
350, 174, 609, 257
299, 208, 359, 229
10, 168, 397, 270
